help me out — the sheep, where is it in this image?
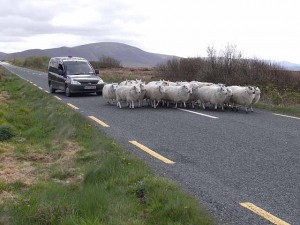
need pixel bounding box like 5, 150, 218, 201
197, 85, 228, 110
115, 84, 142, 109
223, 87, 233, 107
145, 84, 166, 108
137, 83, 147, 107
164, 84, 192, 108
228, 86, 256, 113
188, 82, 215, 108
102, 83, 118, 104
250, 86, 261, 112
119, 79, 142, 86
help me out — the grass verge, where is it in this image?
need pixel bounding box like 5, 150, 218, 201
0, 66, 213, 224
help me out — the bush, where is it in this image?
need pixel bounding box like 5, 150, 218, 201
0, 124, 15, 141
90, 56, 122, 69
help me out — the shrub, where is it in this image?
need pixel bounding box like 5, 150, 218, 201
90, 56, 122, 69
158, 44, 300, 93
0, 124, 15, 141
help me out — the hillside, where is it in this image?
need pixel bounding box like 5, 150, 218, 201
0, 52, 7, 59
1, 42, 176, 67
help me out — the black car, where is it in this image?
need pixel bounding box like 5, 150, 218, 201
48, 56, 105, 97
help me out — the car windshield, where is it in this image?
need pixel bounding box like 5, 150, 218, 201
64, 61, 94, 75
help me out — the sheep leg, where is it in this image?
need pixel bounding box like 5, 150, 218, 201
155, 100, 160, 108
131, 101, 135, 109
183, 102, 186, 108
202, 103, 206, 110
174, 102, 178, 108
117, 101, 122, 108
214, 104, 218, 110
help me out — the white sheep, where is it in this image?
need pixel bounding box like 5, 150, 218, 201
228, 86, 256, 113
250, 86, 261, 112
137, 83, 147, 107
145, 84, 166, 108
164, 84, 192, 108
197, 85, 228, 110
223, 87, 233, 106
102, 83, 118, 104
115, 84, 142, 109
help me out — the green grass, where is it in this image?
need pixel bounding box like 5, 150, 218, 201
0, 66, 213, 224
254, 102, 300, 117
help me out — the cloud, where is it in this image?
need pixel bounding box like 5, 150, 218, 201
0, 0, 300, 63
0, 0, 142, 52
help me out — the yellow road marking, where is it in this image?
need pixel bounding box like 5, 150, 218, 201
88, 116, 110, 128
53, 96, 61, 100
33, 84, 37, 86
273, 113, 300, 120
240, 202, 290, 225
45, 90, 49, 93
38, 87, 43, 90
129, 140, 175, 164
67, 103, 79, 110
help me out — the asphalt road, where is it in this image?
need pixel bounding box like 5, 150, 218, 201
1, 62, 299, 225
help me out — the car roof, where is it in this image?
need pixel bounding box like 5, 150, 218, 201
51, 56, 88, 63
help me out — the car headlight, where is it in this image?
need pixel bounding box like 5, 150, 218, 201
97, 79, 103, 84
71, 80, 81, 85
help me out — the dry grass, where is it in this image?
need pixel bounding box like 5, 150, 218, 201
0, 91, 9, 104
0, 141, 82, 188
101, 67, 161, 83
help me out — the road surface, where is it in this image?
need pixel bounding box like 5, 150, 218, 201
1, 62, 299, 225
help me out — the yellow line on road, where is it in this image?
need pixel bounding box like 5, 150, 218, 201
67, 103, 79, 110
53, 96, 61, 100
129, 140, 175, 164
240, 202, 290, 225
88, 116, 110, 128
273, 113, 300, 120
45, 90, 49, 93
38, 87, 43, 90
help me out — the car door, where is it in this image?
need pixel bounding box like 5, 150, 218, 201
57, 63, 66, 91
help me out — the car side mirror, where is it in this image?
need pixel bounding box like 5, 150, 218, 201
95, 69, 99, 75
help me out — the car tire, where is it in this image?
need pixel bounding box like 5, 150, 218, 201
65, 85, 72, 97
49, 82, 56, 93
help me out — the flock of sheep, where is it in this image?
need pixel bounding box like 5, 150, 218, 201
102, 79, 261, 113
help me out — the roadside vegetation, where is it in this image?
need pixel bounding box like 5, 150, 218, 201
0, 67, 213, 224
157, 45, 300, 113
7, 46, 300, 116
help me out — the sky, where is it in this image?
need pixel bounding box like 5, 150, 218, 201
1, 0, 300, 63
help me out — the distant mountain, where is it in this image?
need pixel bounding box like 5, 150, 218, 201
1, 42, 177, 67
276, 61, 300, 71
0, 52, 7, 59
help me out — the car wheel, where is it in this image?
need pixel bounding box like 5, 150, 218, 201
49, 82, 56, 93
65, 85, 71, 97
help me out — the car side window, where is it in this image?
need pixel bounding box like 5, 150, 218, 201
58, 64, 64, 76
